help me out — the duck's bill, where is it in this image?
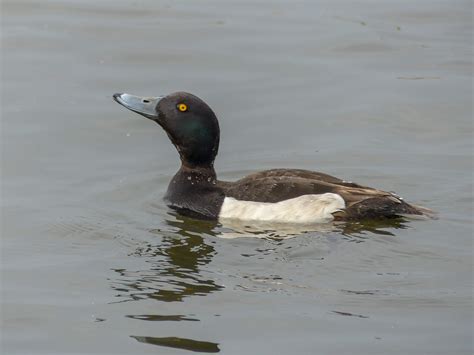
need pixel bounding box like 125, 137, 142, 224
113, 93, 163, 119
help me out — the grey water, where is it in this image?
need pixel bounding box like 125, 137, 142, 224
1, 0, 472, 354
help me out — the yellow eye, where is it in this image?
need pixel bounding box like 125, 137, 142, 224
177, 103, 187, 112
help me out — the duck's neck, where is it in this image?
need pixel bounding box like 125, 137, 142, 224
165, 163, 218, 202
174, 163, 218, 185
164, 163, 224, 220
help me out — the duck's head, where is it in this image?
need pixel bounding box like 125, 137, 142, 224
113, 92, 220, 168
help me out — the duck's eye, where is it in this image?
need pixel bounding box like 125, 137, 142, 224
177, 103, 188, 112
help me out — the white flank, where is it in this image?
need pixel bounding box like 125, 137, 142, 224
219, 193, 345, 224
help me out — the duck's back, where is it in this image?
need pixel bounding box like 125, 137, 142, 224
218, 169, 428, 220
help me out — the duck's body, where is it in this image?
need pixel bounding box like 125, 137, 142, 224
113, 92, 431, 223
163, 166, 424, 222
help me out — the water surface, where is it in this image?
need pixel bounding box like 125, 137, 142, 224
2, 0, 472, 354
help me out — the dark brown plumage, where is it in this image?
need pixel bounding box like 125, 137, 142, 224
218, 168, 428, 220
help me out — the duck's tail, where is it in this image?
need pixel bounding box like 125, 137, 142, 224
334, 197, 436, 221
399, 203, 437, 220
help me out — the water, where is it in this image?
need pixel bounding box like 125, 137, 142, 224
1, 0, 472, 354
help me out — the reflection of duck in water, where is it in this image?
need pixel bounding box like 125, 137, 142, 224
111, 216, 222, 303
113, 92, 433, 224
218, 217, 408, 239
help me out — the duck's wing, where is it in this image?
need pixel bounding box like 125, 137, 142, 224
233, 168, 351, 185
219, 168, 374, 202
220, 174, 386, 204
218, 171, 428, 219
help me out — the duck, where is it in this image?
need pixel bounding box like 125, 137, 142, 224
113, 91, 432, 223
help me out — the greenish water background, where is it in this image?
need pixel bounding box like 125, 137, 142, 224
1, 0, 472, 354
